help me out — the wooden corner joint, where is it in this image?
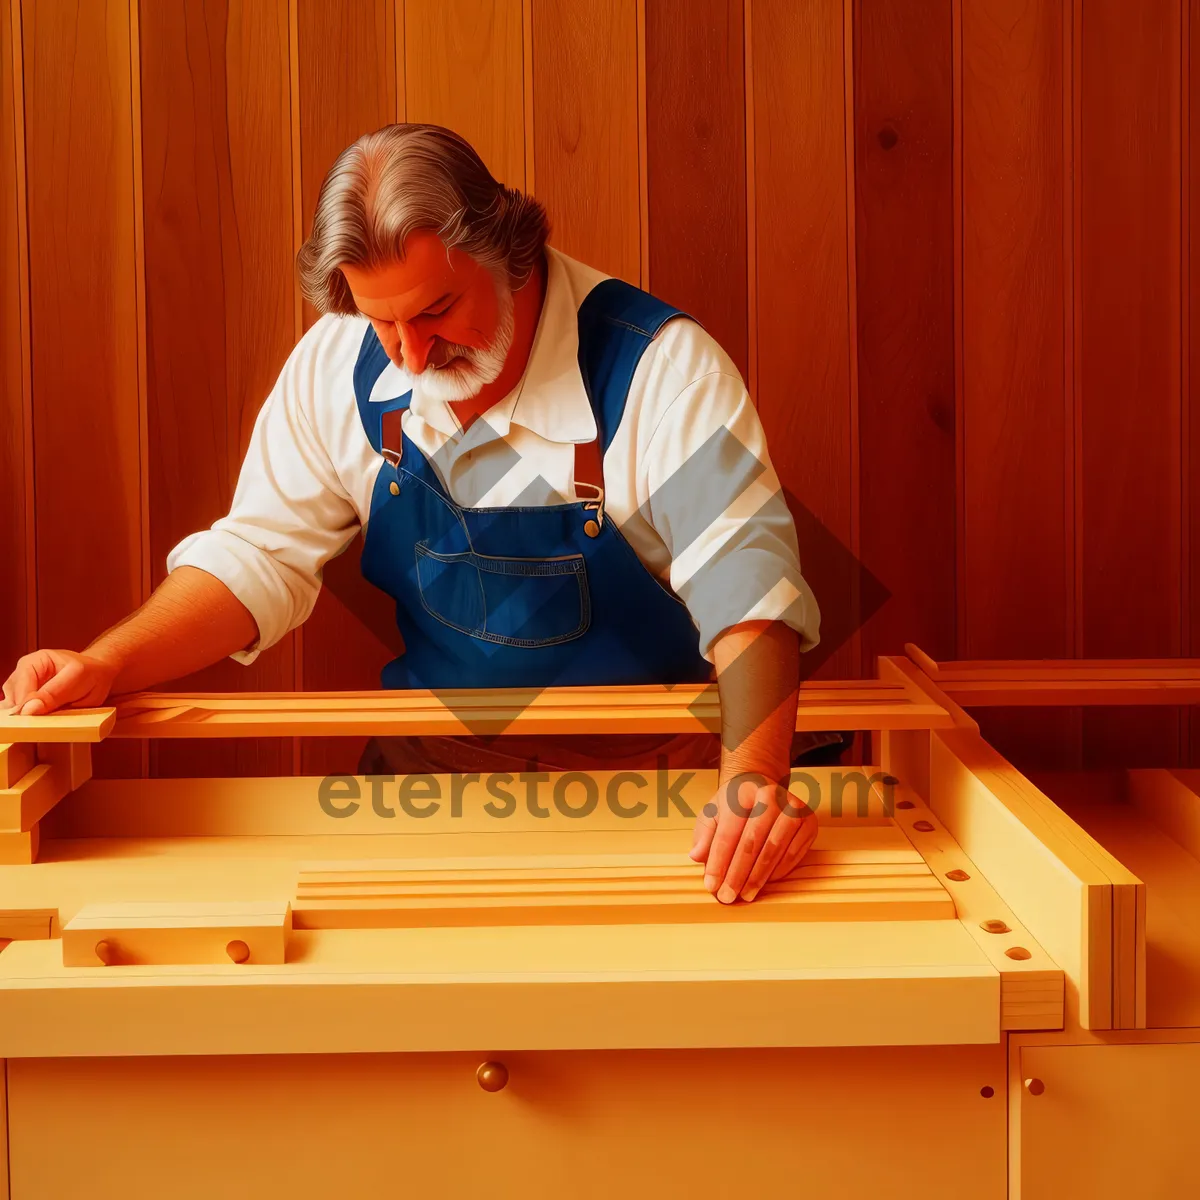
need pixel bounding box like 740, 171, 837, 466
0, 741, 93, 863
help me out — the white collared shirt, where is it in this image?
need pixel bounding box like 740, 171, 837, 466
167, 248, 821, 664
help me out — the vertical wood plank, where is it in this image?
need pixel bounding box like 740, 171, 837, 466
532, 0, 640, 283
139, 0, 297, 778
23, 0, 142, 778
960, 0, 1074, 768
855, 0, 955, 669
1, 0, 32, 676
644, 0, 748, 380
752, 0, 856, 680
404, 0, 524, 189
298, 0, 396, 775
1191, 0, 1200, 766
1080, 0, 1183, 767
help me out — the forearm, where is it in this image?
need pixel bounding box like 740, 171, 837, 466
712, 620, 800, 789
84, 566, 260, 694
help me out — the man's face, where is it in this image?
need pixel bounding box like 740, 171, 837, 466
341, 230, 514, 403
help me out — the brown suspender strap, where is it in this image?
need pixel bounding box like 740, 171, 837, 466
573, 437, 604, 494
380, 407, 404, 464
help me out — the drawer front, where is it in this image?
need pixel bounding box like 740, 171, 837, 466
1019, 1043, 1200, 1199
9, 1046, 1005, 1200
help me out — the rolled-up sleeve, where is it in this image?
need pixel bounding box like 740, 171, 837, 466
166, 318, 362, 665
641, 372, 821, 661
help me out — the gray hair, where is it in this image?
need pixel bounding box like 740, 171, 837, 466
297, 124, 550, 315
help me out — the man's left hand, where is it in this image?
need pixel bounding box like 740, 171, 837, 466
689, 777, 818, 904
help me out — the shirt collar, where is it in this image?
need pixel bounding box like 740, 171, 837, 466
374, 248, 601, 446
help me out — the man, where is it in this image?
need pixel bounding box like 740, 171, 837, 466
2, 124, 827, 904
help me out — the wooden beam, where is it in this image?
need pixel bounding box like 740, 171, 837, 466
0, 708, 114, 743
928, 728, 1144, 1031
62, 901, 292, 968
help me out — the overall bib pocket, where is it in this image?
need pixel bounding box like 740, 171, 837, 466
414, 542, 591, 647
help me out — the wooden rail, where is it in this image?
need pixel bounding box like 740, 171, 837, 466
0, 678, 956, 743
905, 644, 1200, 707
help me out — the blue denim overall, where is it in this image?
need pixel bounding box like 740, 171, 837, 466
353, 278, 713, 694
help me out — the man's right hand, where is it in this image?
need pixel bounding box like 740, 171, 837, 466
1, 649, 122, 717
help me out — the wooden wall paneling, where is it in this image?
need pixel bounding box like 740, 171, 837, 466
139, 0, 297, 778
22, 0, 142, 779
644, 0, 749, 380
959, 0, 1075, 769
297, 0, 398, 775
1080, 0, 1184, 768
855, 0, 955, 671
531, 0, 640, 284
1185, 0, 1195, 763
751, 0, 857, 681
404, 0, 525, 190
1, 0, 31, 678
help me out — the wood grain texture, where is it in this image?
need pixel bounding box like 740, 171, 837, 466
644, 0, 748, 378
139, 0, 297, 779
297, 0, 397, 775
404, 0, 525, 189
1080, 0, 1184, 768
0, 0, 31, 677
752, 0, 855, 680
855, 0, 955, 669
1191, 0, 1200, 767
532, 0, 640, 283
22, 0, 142, 779
960, 0, 1074, 769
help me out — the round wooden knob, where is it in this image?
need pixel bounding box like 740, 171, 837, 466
94, 940, 116, 966
1024, 1077, 1045, 1096
476, 1061, 509, 1092
226, 940, 251, 964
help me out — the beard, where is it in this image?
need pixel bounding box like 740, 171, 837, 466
411, 279, 516, 404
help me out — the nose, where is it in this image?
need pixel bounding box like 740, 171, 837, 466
396, 323, 433, 374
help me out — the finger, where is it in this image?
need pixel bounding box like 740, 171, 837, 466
689, 797, 719, 863
740, 787, 800, 900
702, 779, 757, 895
770, 808, 820, 881
8, 651, 60, 710
716, 785, 784, 903
20, 659, 88, 716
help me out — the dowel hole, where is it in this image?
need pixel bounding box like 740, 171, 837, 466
945, 869, 970, 882
980, 1086, 995, 1099
1005, 946, 1032, 961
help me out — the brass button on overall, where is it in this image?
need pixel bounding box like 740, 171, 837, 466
389, 481, 400, 496
583, 519, 600, 538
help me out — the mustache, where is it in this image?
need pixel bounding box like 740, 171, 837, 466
425, 337, 482, 371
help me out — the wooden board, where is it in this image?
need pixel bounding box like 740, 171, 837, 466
751, 0, 855, 682
296, 0, 398, 778
0, 742, 34, 790
0, 909, 53, 941
62, 900, 291, 968
0, 0, 31, 678
644, 0, 748, 378
293, 845, 952, 928
532, 0, 640, 284
1080, 0, 1184, 769
887, 780, 1064, 1030
5, 1047, 1006, 1200
928, 728, 1143, 1030
102, 681, 951, 739
0, 920, 1000, 1055
139, 0, 298, 781
42, 766, 895, 839
404, 0, 525, 189
0, 763, 67, 832
959, 0, 1075, 768
0, 708, 114, 743
22, 0, 142, 781
0, 825, 36, 866
855, 0, 955, 671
